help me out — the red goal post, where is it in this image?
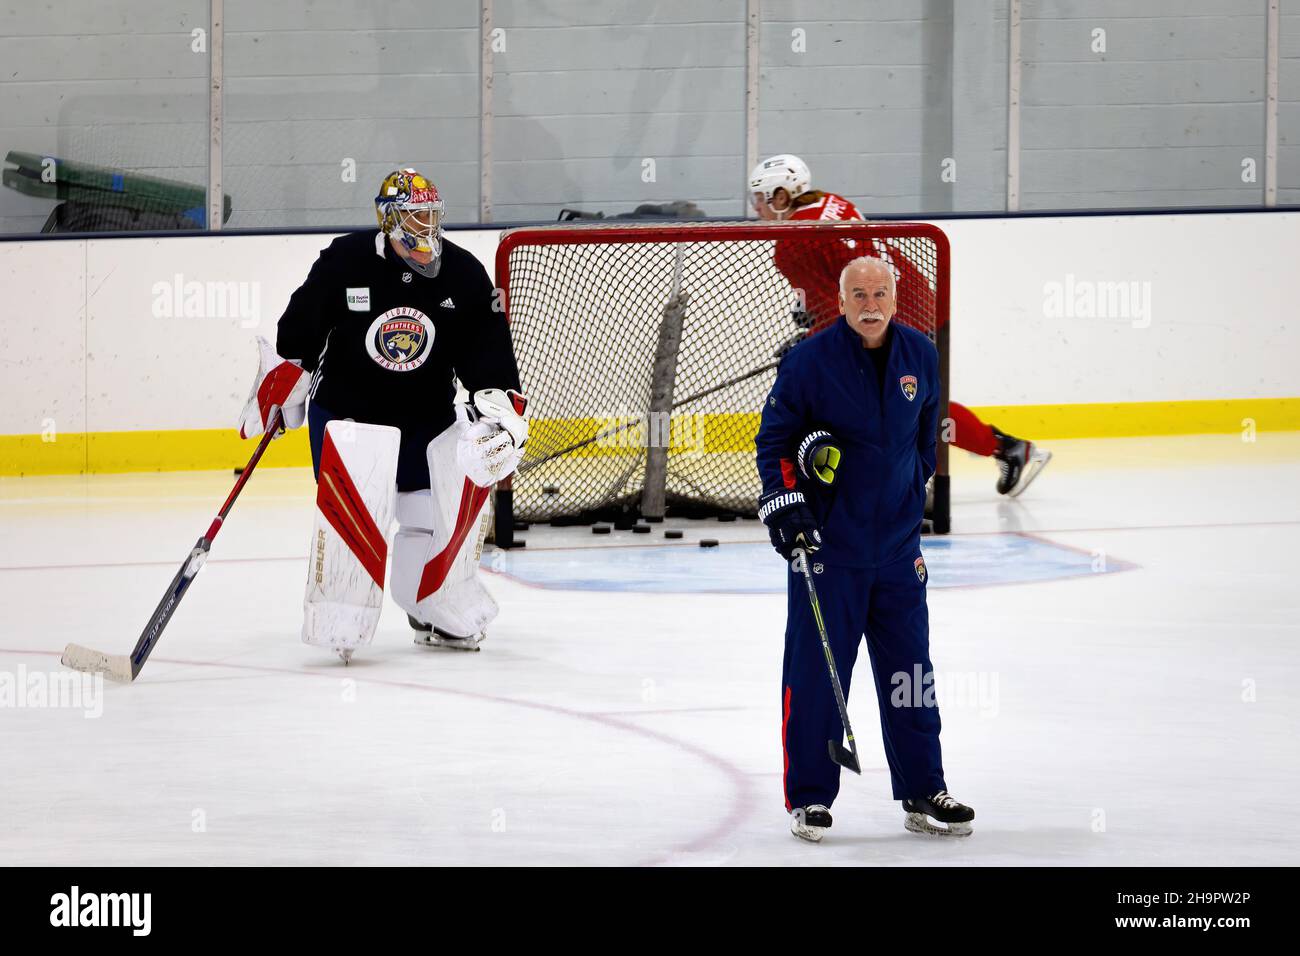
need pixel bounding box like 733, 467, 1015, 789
491, 220, 950, 541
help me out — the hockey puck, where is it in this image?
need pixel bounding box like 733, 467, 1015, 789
664, 530, 684, 540
233, 467, 244, 475
592, 525, 612, 535
543, 484, 560, 495
642, 515, 664, 524
632, 524, 650, 534
699, 539, 719, 548
717, 514, 737, 522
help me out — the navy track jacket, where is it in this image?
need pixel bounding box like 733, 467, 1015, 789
755, 318, 940, 568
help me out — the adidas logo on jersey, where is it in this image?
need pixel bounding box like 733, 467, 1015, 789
440, 297, 455, 309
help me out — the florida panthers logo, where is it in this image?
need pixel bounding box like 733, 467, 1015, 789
914, 556, 927, 583
365, 307, 434, 371
899, 374, 918, 402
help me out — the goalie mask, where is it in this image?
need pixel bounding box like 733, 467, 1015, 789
376, 168, 445, 277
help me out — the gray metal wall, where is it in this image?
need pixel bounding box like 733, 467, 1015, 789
492, 0, 748, 221
0, 1, 1295, 232
0, 0, 209, 233
1021, 0, 1270, 209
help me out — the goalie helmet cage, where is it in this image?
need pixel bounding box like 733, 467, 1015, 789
492, 220, 950, 540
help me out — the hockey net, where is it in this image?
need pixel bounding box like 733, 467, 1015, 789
493, 220, 950, 536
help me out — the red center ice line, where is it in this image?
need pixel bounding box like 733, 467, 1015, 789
2, 648, 758, 866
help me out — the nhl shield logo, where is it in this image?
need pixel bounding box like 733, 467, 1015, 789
366, 307, 434, 371
914, 556, 927, 583
899, 374, 918, 402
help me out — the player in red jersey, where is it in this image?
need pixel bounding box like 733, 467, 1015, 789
749, 154, 1050, 497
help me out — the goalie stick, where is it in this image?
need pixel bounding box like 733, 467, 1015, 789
791, 546, 861, 775
61, 407, 285, 683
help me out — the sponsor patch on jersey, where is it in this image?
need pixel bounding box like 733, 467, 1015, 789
440, 297, 455, 309
401, 272, 413, 283
365, 307, 435, 372
914, 556, 927, 583
346, 288, 370, 311
813, 562, 824, 575
900, 374, 918, 402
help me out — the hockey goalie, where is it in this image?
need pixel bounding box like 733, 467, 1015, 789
237, 168, 527, 662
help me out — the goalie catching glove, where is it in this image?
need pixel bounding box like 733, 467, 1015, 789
456, 388, 530, 487
237, 336, 309, 439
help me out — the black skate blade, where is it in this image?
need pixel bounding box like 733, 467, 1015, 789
828, 740, 861, 774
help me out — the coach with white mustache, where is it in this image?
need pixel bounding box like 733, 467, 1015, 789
755, 256, 974, 844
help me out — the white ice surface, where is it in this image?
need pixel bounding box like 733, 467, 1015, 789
1, 433, 1297, 866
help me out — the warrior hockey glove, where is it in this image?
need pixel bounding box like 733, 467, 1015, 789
796, 430, 841, 486
758, 489, 822, 561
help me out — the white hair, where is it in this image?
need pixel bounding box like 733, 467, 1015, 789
839, 256, 896, 298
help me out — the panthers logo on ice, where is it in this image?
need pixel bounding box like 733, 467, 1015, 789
914, 556, 927, 583
899, 374, 918, 402
366, 307, 434, 372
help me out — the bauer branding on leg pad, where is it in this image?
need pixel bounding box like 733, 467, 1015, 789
301, 421, 400, 663
391, 421, 498, 649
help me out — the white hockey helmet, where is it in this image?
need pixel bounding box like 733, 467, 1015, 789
748, 154, 812, 205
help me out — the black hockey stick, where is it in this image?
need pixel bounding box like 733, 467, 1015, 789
791, 547, 861, 774
61, 407, 285, 683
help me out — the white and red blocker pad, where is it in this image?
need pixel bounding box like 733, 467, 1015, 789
391, 422, 496, 639
302, 421, 400, 654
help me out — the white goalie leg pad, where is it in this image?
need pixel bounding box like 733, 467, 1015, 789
390, 422, 496, 639
302, 420, 400, 657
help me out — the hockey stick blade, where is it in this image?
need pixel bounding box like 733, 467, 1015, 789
59, 407, 284, 685
828, 740, 861, 775
61, 643, 135, 683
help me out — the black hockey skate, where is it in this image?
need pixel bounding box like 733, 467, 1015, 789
903, 790, 974, 837
408, 614, 484, 652
790, 805, 832, 843
992, 427, 1051, 497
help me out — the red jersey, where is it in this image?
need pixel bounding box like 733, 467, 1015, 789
771, 191, 938, 335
